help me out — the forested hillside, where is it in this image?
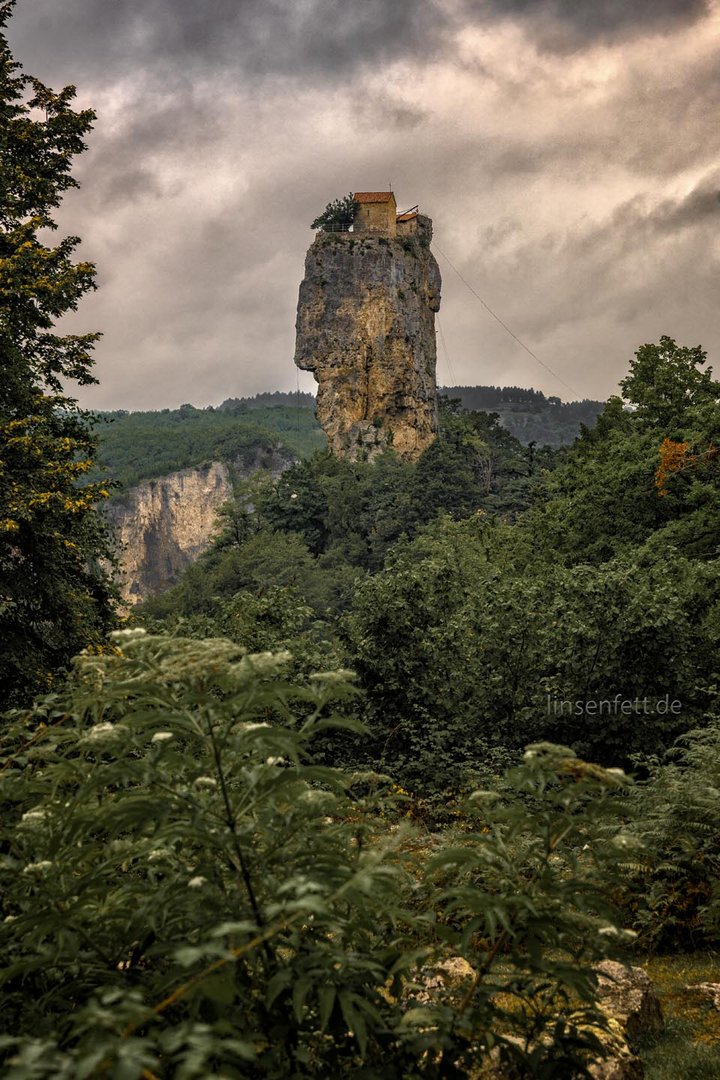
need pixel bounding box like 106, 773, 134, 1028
92, 401, 326, 492
439, 385, 605, 446
92, 385, 604, 498
141, 338, 720, 789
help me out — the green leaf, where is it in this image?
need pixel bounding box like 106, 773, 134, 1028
202, 971, 236, 1007
292, 976, 312, 1022
318, 985, 336, 1032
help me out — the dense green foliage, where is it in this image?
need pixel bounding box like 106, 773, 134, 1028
142, 339, 720, 811
1, 632, 644, 1077
341, 338, 720, 793
626, 717, 720, 950
93, 402, 325, 492
347, 525, 719, 790
0, 0, 115, 707
142, 405, 537, 624
529, 337, 720, 564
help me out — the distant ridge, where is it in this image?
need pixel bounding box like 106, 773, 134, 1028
439, 385, 605, 447
219, 391, 316, 411
217, 385, 605, 447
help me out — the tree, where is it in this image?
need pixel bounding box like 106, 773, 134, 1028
528, 339, 720, 564
621, 335, 719, 432
310, 193, 359, 230
0, 0, 115, 706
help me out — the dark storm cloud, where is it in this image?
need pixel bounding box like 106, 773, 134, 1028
9, 0, 447, 84
476, 172, 720, 344
71, 86, 230, 213
566, 169, 720, 259
646, 171, 720, 234
478, 0, 710, 47
10, 0, 712, 89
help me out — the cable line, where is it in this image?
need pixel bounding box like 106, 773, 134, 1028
434, 243, 581, 399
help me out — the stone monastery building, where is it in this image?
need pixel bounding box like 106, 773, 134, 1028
353, 191, 421, 237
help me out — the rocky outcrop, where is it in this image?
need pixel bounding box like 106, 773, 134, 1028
595, 961, 664, 1051
107, 462, 232, 606
294, 216, 441, 460
585, 961, 664, 1080
107, 450, 290, 605
692, 982, 720, 1010
586, 1021, 645, 1080
412, 957, 662, 1080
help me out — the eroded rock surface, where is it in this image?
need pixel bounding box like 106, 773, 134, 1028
108, 450, 290, 605
294, 216, 441, 460
595, 960, 664, 1050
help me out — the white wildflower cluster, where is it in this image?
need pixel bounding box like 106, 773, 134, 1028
193, 776, 217, 789
147, 848, 172, 862
300, 789, 333, 806
309, 669, 355, 684
468, 790, 500, 802
265, 757, 285, 767
188, 876, 207, 888
22, 861, 53, 875
599, 925, 638, 940
82, 722, 124, 744
109, 839, 134, 854
151, 731, 174, 743
246, 650, 292, 674
110, 628, 147, 641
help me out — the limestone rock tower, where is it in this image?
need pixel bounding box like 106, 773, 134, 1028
294, 191, 441, 460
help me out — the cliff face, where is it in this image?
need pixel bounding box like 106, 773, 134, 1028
108, 450, 290, 605
294, 215, 441, 460
107, 462, 232, 606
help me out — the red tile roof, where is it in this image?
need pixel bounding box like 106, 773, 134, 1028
354, 191, 395, 204
396, 211, 418, 222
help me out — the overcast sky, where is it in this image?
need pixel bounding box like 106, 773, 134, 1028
8, 0, 720, 408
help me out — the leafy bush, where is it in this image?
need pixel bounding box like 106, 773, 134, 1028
410, 744, 638, 1077
622, 719, 720, 950
0, 632, 408, 1076
0, 634, 639, 1077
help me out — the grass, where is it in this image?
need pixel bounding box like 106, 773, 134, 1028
639, 952, 720, 1078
